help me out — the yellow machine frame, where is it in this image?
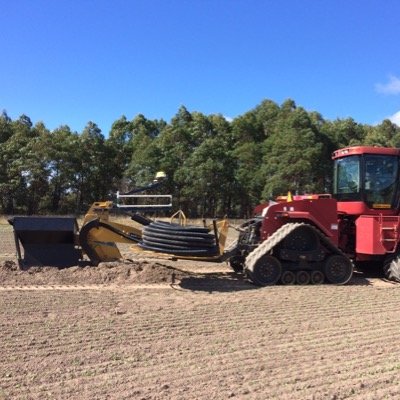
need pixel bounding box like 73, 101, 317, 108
80, 202, 230, 265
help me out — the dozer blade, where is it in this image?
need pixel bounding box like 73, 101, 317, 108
8, 216, 82, 267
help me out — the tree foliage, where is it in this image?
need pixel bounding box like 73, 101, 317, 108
1, 99, 399, 216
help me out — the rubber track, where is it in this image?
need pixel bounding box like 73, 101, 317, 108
245, 222, 353, 285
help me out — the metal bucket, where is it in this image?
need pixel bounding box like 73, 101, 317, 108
8, 216, 82, 267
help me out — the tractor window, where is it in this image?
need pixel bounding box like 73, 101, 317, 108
364, 155, 398, 208
334, 155, 361, 201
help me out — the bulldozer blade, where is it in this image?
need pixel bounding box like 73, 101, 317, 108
8, 216, 82, 267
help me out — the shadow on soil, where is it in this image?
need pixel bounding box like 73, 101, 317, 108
178, 267, 399, 291
179, 272, 256, 293
348, 271, 374, 286
349, 263, 399, 286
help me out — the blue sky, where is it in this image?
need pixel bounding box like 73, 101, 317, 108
1, 0, 400, 134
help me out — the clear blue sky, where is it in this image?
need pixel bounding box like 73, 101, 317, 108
1, 0, 400, 134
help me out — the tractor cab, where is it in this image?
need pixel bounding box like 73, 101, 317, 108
332, 146, 400, 216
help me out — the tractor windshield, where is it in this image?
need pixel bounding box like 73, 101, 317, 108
364, 155, 398, 208
334, 154, 400, 208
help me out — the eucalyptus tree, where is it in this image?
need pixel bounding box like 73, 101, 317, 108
123, 114, 164, 188
261, 104, 324, 199
231, 99, 281, 215
108, 115, 134, 183
325, 118, 366, 148
364, 119, 400, 147
0, 112, 16, 212
173, 114, 235, 216
0, 118, 51, 213
72, 122, 113, 211
22, 122, 52, 214
156, 106, 196, 208
44, 126, 81, 212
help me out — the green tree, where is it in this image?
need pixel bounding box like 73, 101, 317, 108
123, 114, 164, 188
72, 122, 112, 211
157, 107, 195, 207
43, 126, 80, 212
231, 99, 281, 215
0, 112, 14, 212
325, 118, 366, 148
364, 119, 400, 147
174, 114, 235, 216
0, 119, 50, 213
232, 141, 264, 215
261, 106, 324, 198
108, 116, 134, 181
23, 122, 52, 214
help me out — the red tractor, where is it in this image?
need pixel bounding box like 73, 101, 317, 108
232, 146, 400, 285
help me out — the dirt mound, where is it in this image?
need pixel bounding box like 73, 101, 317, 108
0, 259, 187, 286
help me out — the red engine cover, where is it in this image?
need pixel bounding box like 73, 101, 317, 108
261, 198, 339, 246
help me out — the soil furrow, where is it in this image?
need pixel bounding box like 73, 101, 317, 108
2, 257, 400, 400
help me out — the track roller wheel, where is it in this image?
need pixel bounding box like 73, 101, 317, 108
323, 255, 353, 284
249, 255, 282, 286
296, 270, 310, 285
310, 270, 325, 284
229, 255, 245, 273
281, 270, 295, 285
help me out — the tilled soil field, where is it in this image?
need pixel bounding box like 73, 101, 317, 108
1, 223, 400, 399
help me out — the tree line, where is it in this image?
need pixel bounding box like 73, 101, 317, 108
1, 99, 399, 217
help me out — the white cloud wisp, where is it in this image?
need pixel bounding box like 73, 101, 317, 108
376, 75, 400, 95
389, 110, 400, 126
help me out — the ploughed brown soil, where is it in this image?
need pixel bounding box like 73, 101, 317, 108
1, 222, 400, 399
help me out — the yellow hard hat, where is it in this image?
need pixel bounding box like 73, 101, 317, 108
155, 171, 167, 180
